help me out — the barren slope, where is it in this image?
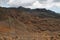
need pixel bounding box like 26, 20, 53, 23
0, 7, 60, 40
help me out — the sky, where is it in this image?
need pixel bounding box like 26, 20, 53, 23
0, 0, 60, 13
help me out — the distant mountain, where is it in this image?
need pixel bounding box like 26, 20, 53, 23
0, 7, 60, 40
17, 7, 60, 18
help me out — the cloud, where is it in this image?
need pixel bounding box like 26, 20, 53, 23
25, 1, 53, 9
53, 0, 60, 2
38, 0, 47, 3
0, 0, 9, 7
7, 0, 36, 7
6, 0, 53, 8
0, 0, 60, 7
0, 0, 59, 8
24, 0, 54, 9
0, 0, 9, 5
0, 0, 9, 3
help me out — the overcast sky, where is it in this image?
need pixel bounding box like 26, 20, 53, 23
0, 0, 60, 13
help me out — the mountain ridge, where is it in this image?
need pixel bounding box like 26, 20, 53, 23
0, 6, 60, 18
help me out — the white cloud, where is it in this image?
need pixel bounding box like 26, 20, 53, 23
53, 0, 60, 2
24, 0, 54, 9
54, 3, 60, 7
0, 0, 60, 8
7, 0, 36, 7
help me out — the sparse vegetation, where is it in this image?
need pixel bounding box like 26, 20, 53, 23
0, 7, 60, 40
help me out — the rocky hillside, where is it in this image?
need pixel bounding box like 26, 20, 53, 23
0, 7, 60, 40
